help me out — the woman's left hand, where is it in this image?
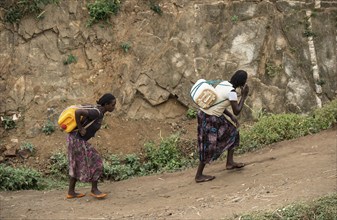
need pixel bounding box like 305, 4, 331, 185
231, 116, 240, 128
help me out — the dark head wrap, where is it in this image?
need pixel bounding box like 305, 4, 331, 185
230, 70, 247, 88
97, 93, 116, 106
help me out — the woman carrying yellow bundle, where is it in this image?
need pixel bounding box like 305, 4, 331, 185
66, 93, 116, 199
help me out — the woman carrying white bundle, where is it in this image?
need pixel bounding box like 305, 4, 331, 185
195, 70, 250, 183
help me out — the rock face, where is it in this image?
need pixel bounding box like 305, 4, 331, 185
0, 0, 336, 128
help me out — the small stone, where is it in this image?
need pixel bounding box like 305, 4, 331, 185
4, 148, 17, 157
18, 149, 32, 159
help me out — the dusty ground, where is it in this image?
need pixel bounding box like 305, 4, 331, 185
0, 122, 336, 219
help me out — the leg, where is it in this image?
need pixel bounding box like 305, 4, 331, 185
195, 162, 215, 183
68, 176, 77, 195
91, 181, 102, 195
91, 181, 107, 198
67, 177, 85, 198
226, 148, 245, 170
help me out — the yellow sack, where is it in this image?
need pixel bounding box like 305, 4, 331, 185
57, 105, 99, 133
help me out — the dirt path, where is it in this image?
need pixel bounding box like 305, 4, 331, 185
1, 128, 336, 220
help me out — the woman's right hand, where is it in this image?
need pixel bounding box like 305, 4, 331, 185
78, 127, 86, 136
242, 84, 249, 97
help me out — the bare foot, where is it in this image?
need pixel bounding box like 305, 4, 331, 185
195, 175, 215, 183
226, 162, 245, 170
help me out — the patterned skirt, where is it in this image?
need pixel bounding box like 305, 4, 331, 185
197, 110, 239, 164
66, 133, 103, 182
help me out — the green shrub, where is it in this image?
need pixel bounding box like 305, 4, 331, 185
0, 165, 43, 191
42, 120, 55, 135
63, 54, 77, 65
87, 0, 121, 26
143, 133, 190, 172
48, 152, 68, 180
303, 30, 316, 38
239, 113, 308, 153
103, 133, 193, 181
4, 0, 60, 23
103, 154, 145, 181
124, 154, 143, 172
302, 16, 316, 38
121, 42, 131, 53
103, 155, 129, 181
238, 100, 337, 154
186, 108, 197, 119
231, 15, 239, 24
237, 193, 337, 220
20, 142, 36, 154
1, 116, 16, 130
305, 99, 337, 133
265, 62, 283, 77
150, 2, 162, 15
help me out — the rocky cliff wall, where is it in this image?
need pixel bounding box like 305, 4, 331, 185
0, 0, 336, 136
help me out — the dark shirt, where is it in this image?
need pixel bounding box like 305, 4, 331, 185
72, 107, 103, 141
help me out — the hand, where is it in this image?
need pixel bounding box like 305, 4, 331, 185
241, 84, 249, 97
230, 116, 240, 128
79, 127, 86, 136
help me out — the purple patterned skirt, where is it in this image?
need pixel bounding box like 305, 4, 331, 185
197, 110, 239, 164
66, 133, 103, 182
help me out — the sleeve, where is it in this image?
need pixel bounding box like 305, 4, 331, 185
228, 91, 238, 101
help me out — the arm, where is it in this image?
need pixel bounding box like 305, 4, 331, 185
75, 109, 89, 136
230, 84, 249, 116
223, 108, 239, 128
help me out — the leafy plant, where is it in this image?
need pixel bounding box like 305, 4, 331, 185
150, 2, 162, 15
302, 16, 316, 38
103, 133, 194, 181
143, 133, 190, 172
1, 116, 16, 130
63, 54, 77, 65
20, 142, 36, 154
237, 193, 337, 220
0, 165, 43, 190
316, 79, 326, 86
48, 152, 68, 180
265, 62, 282, 77
238, 99, 337, 154
303, 30, 316, 37
4, 0, 60, 23
231, 15, 239, 24
42, 120, 55, 135
186, 108, 197, 119
87, 0, 121, 27
305, 99, 337, 133
103, 154, 145, 181
121, 42, 131, 53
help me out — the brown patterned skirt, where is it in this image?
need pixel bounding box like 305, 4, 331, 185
197, 110, 239, 163
66, 133, 103, 182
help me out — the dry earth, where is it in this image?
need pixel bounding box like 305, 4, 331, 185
0, 126, 336, 220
